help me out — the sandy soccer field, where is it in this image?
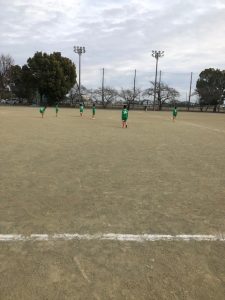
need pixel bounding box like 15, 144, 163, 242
0, 106, 225, 299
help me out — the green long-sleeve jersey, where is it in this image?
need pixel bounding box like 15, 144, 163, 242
121, 108, 128, 120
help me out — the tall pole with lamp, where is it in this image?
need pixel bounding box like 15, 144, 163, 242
73, 46, 86, 104
152, 50, 164, 111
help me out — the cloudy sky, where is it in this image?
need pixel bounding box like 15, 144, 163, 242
1, 0, 225, 99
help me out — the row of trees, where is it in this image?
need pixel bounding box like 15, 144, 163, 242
1, 52, 225, 111
68, 82, 180, 109
0, 52, 181, 108
69, 69, 225, 111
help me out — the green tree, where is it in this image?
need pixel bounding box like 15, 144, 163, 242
10, 65, 23, 98
27, 52, 76, 105
10, 65, 36, 103
196, 68, 225, 112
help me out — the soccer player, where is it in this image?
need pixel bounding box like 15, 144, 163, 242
40, 106, 46, 118
121, 104, 128, 128
55, 104, 59, 117
172, 106, 177, 121
92, 103, 96, 119
80, 103, 84, 117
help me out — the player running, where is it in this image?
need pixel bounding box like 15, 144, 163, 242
55, 104, 59, 117
92, 103, 96, 119
39, 106, 46, 118
80, 103, 84, 117
172, 106, 177, 121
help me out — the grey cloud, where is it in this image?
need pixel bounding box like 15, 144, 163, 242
0, 0, 225, 99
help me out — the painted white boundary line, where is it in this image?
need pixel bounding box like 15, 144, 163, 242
0, 234, 224, 242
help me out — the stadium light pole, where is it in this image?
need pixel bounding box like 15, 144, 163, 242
152, 50, 164, 110
73, 46, 86, 103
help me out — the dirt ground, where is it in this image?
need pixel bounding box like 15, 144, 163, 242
0, 106, 225, 299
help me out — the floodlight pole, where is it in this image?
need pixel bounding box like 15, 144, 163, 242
152, 50, 164, 111
73, 46, 86, 103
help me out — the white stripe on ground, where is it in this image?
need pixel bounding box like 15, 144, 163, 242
0, 234, 224, 242
180, 121, 225, 134
151, 114, 225, 134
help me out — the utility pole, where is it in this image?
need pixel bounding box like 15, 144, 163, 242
133, 69, 136, 107
102, 68, 105, 107
158, 70, 162, 109
188, 72, 193, 111
73, 46, 86, 104
152, 50, 164, 111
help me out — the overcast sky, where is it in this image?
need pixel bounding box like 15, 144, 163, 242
1, 0, 225, 99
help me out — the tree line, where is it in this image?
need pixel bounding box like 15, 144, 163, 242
0, 52, 181, 108
1, 52, 225, 111
67, 82, 180, 110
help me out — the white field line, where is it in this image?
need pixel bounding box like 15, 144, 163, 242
0, 233, 224, 242
180, 121, 225, 134
151, 114, 225, 134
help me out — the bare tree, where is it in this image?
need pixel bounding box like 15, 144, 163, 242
92, 86, 118, 108
143, 81, 180, 110
0, 54, 14, 98
68, 84, 89, 106
119, 88, 141, 109
68, 85, 78, 106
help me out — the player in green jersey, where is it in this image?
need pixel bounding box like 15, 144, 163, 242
92, 103, 96, 119
121, 105, 128, 128
80, 103, 84, 117
39, 106, 46, 118
172, 106, 177, 121
55, 104, 59, 117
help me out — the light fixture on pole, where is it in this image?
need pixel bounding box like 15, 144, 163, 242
73, 46, 86, 103
152, 50, 164, 111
